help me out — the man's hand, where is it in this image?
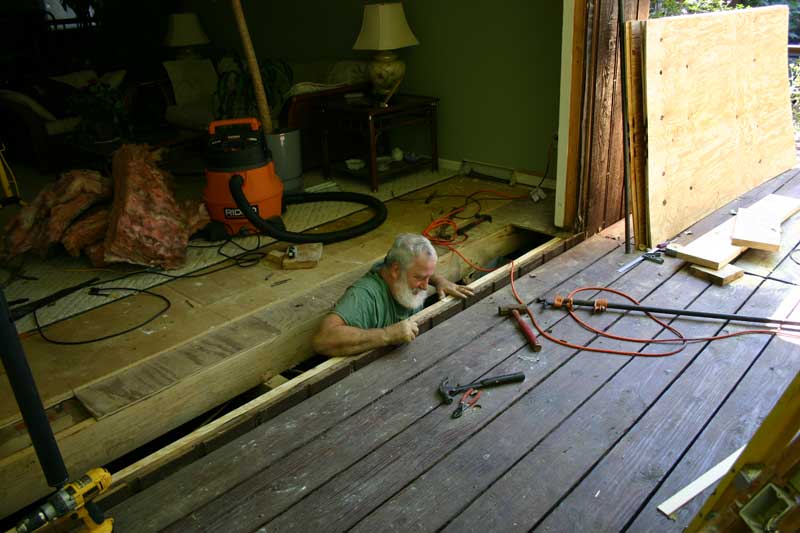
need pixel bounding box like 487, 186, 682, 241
385, 319, 419, 344
431, 274, 475, 300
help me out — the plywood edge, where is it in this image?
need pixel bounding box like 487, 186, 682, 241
689, 264, 745, 286
730, 206, 782, 252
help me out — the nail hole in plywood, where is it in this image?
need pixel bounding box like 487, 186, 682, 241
662, 199, 667, 206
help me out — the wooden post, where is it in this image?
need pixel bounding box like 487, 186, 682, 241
230, 0, 273, 135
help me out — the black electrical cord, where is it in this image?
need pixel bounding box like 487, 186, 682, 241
790, 248, 800, 266
32, 287, 171, 345
229, 176, 388, 244
536, 133, 558, 190
743, 271, 799, 286
20, 232, 266, 345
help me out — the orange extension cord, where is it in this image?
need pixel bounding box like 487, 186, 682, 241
506, 260, 800, 357
424, 191, 800, 356
423, 189, 529, 273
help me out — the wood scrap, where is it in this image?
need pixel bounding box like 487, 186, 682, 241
624, 20, 647, 248
731, 206, 782, 252
266, 243, 324, 270
284, 243, 323, 269
658, 445, 745, 517
676, 194, 800, 269
690, 264, 744, 286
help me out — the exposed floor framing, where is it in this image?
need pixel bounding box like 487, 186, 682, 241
108, 167, 800, 531
0, 172, 567, 517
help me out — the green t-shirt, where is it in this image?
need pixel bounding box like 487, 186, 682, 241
332, 270, 420, 329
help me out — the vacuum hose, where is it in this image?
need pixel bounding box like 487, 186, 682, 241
229, 174, 388, 243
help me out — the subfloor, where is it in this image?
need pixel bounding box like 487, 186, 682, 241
0, 162, 564, 518
1, 160, 462, 332
108, 167, 800, 531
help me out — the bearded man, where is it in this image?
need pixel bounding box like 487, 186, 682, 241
311, 233, 473, 356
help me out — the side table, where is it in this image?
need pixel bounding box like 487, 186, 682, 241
317, 94, 439, 191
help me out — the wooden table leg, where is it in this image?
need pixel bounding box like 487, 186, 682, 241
321, 114, 331, 178
430, 103, 439, 172
368, 115, 378, 191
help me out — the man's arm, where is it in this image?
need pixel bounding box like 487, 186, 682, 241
312, 313, 419, 357
430, 273, 475, 300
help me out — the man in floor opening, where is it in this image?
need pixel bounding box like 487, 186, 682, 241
312, 233, 474, 356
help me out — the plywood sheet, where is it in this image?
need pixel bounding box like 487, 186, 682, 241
731, 205, 781, 251
643, 6, 796, 245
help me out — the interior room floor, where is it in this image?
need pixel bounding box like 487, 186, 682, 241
1, 158, 460, 331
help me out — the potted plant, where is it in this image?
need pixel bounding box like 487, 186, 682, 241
214, 57, 304, 191
68, 79, 130, 143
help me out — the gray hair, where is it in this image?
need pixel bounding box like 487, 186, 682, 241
384, 233, 437, 270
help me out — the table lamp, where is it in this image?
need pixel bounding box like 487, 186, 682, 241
353, 2, 419, 96
164, 12, 210, 59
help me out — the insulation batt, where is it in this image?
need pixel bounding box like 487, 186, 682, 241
61, 207, 110, 257
104, 144, 209, 269
3, 169, 111, 257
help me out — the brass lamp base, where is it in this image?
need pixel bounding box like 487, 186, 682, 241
369, 50, 405, 95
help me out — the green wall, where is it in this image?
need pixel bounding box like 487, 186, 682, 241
192, 0, 562, 172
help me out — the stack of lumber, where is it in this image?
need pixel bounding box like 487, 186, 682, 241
677, 193, 800, 268
674, 193, 800, 284
624, 6, 797, 249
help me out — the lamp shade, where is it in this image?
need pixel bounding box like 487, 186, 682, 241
164, 13, 210, 47
353, 3, 419, 51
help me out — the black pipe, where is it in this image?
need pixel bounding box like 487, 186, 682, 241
539, 297, 800, 329
0, 290, 69, 489
618, 0, 632, 254
229, 174, 388, 244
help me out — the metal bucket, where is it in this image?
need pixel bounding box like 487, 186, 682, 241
266, 128, 303, 192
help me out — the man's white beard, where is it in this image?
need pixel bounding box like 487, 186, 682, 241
392, 277, 427, 310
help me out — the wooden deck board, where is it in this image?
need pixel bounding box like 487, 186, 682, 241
362, 262, 721, 532
109, 225, 623, 532
627, 309, 800, 531
108, 169, 800, 531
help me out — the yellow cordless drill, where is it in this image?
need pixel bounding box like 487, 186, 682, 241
15, 468, 113, 533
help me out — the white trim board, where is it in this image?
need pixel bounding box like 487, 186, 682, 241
657, 446, 745, 517
442, 158, 557, 190
555, 0, 575, 228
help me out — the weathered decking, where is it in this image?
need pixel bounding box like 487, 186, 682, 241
109, 167, 800, 532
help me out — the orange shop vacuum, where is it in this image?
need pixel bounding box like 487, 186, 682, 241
204, 117, 387, 243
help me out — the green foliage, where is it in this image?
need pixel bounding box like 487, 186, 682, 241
650, 0, 739, 17
651, 1, 800, 41
790, 60, 800, 132
214, 57, 293, 125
